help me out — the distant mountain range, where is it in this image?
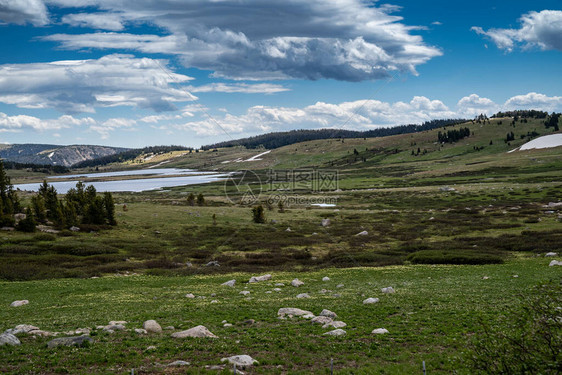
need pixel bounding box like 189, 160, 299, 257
0, 144, 127, 167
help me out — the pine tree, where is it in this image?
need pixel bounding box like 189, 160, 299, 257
31, 195, 47, 223
252, 205, 266, 224
16, 207, 36, 233
187, 193, 195, 206
103, 192, 117, 225
197, 193, 205, 206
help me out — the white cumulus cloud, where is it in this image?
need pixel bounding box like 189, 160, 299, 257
0, 54, 196, 113
0, 0, 48, 25
472, 10, 562, 52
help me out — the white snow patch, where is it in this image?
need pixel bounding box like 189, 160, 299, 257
48, 152, 54, 158
509, 134, 562, 153
244, 150, 271, 162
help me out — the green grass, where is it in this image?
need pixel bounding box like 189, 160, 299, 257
0, 257, 559, 374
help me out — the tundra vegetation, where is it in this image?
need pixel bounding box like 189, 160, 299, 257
0, 113, 561, 373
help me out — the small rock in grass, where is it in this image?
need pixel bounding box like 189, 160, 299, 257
222, 279, 236, 287
355, 230, 368, 236
296, 293, 310, 299
223, 323, 233, 327
363, 298, 379, 304
164, 326, 174, 330
277, 307, 314, 317
482, 276, 490, 280
336, 284, 344, 288
265, 291, 272, 294
319, 309, 337, 318
135, 329, 147, 334
9, 300, 29, 307
273, 288, 282, 292
322, 276, 330, 282
275, 283, 285, 286
291, 279, 304, 287
321, 219, 331, 227
205, 261, 220, 267
311, 316, 333, 325
323, 329, 346, 336
372, 328, 389, 334
322, 321, 347, 329
0, 333, 20, 346
211, 293, 216, 297
243, 319, 255, 325
333, 293, 342, 298
103, 324, 125, 332
240, 291, 251, 296
47, 336, 93, 348
249, 274, 272, 283
545, 252, 558, 257
513, 275, 519, 278
167, 360, 190, 367
302, 314, 315, 319
381, 287, 395, 294
108, 321, 127, 326
185, 293, 195, 298
221, 355, 258, 368
171, 325, 217, 338
145, 345, 157, 351
285, 227, 291, 232
549, 260, 562, 266
211, 300, 219, 303
143, 320, 162, 333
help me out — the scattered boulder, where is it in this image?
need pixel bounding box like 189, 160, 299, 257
545, 252, 558, 257
355, 230, 368, 236
372, 328, 389, 334
205, 261, 220, 267
221, 355, 258, 368
275, 283, 285, 286
240, 291, 251, 296
321, 219, 331, 227
108, 321, 127, 326
47, 336, 93, 348
336, 284, 344, 288
291, 279, 304, 287
10, 300, 29, 307
211, 300, 219, 304
185, 293, 195, 298
167, 360, 190, 367
143, 320, 162, 333
311, 316, 333, 325
223, 323, 233, 327
4, 324, 39, 335
171, 325, 217, 338
363, 298, 379, 304
277, 307, 314, 317
222, 279, 236, 287
285, 227, 291, 232
69, 226, 80, 232
296, 293, 310, 299
243, 319, 255, 325
164, 326, 174, 330
323, 329, 346, 336
319, 309, 337, 318
381, 287, 395, 294
322, 276, 330, 282
103, 324, 125, 333
482, 276, 490, 280
0, 333, 20, 346
322, 321, 347, 329
249, 274, 272, 283
135, 329, 147, 334
549, 260, 562, 266
273, 288, 282, 292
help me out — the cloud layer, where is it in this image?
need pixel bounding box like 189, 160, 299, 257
472, 10, 562, 52
0, 54, 196, 113
42, 0, 441, 81
0, 0, 48, 26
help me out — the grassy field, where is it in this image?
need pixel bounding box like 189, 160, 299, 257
1, 116, 561, 373
0, 257, 559, 374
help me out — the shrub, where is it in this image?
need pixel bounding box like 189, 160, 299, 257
407, 250, 503, 265
252, 205, 266, 224
464, 282, 562, 374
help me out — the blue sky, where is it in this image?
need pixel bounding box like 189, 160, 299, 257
0, 0, 560, 148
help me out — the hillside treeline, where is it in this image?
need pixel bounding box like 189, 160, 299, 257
1, 161, 70, 174
73, 145, 191, 168
201, 119, 467, 150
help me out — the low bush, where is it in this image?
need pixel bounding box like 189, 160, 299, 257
408, 250, 504, 265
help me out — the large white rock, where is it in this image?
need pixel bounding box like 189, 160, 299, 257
319, 309, 337, 318
311, 316, 333, 325
381, 287, 395, 294
249, 274, 271, 283
143, 320, 162, 333
291, 279, 304, 287
296, 293, 310, 299
322, 276, 330, 282
4, 324, 40, 335
545, 252, 558, 257
171, 325, 218, 338
372, 328, 389, 334
323, 329, 346, 336
222, 279, 236, 287
549, 260, 562, 266
322, 321, 347, 329
0, 333, 20, 346
363, 298, 380, 304
10, 300, 29, 307
221, 355, 258, 368
185, 293, 195, 298
167, 360, 190, 367
277, 307, 314, 317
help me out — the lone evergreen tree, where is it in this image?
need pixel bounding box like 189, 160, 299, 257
252, 205, 266, 224
197, 193, 205, 206
103, 192, 117, 225
187, 193, 195, 206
